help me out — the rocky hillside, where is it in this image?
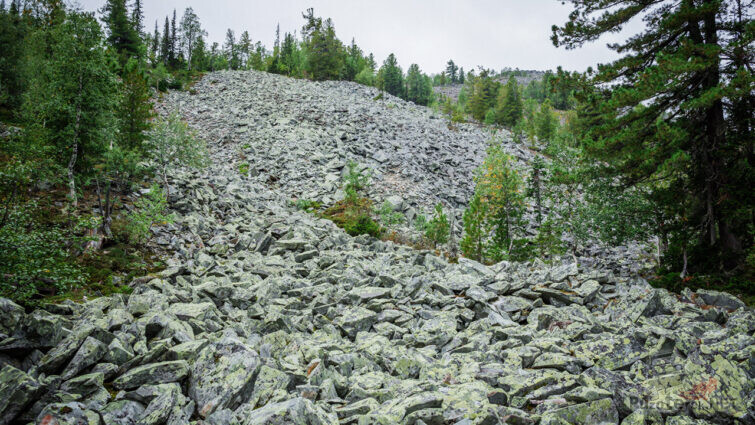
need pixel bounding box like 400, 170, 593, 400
434, 71, 546, 103
0, 71, 752, 425
160, 71, 535, 222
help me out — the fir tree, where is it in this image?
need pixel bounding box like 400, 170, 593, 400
160, 17, 170, 66
495, 75, 523, 128
102, 0, 140, 62
305, 16, 344, 81
150, 20, 159, 63
554, 0, 754, 271
119, 58, 153, 152
461, 193, 486, 262
445, 59, 458, 83
131, 0, 143, 35
379, 53, 403, 97
169, 9, 177, 66
223, 29, 238, 70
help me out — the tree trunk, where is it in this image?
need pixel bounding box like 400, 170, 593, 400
680, 246, 688, 279
67, 75, 83, 209
699, 0, 742, 260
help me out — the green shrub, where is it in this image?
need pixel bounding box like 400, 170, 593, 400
343, 213, 382, 238
0, 200, 88, 304
425, 203, 450, 248
414, 214, 428, 232
293, 198, 321, 212
123, 185, 174, 244
343, 161, 371, 202
484, 108, 497, 125
377, 201, 404, 227
146, 112, 208, 192
238, 162, 250, 174
323, 197, 382, 238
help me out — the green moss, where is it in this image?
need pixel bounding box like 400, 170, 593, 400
238, 162, 250, 174
322, 197, 382, 238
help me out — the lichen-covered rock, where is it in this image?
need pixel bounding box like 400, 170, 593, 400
0, 364, 42, 424
0, 298, 24, 337
240, 398, 337, 425
4, 71, 752, 425
189, 337, 261, 418
100, 400, 146, 425
36, 402, 101, 425
60, 336, 107, 380
113, 361, 190, 390
539, 398, 619, 425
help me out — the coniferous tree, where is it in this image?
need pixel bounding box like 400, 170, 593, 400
101, 0, 140, 62
131, 0, 143, 35
406, 64, 433, 106
238, 31, 251, 69
304, 16, 344, 81
179, 7, 205, 71
379, 53, 404, 97
150, 20, 159, 64
495, 75, 523, 127
160, 17, 170, 66
477, 145, 526, 262
169, 9, 177, 66
343, 38, 364, 81
458, 67, 465, 84
445, 59, 458, 83
223, 29, 238, 70
461, 193, 486, 262
554, 0, 754, 271
535, 99, 557, 143
528, 156, 546, 225
467, 69, 498, 121
119, 58, 153, 152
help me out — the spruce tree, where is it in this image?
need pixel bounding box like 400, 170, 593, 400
554, 0, 754, 271
305, 17, 344, 81
535, 99, 557, 143
445, 59, 458, 83
461, 193, 486, 262
119, 58, 153, 152
131, 0, 143, 35
238, 31, 251, 69
379, 53, 404, 97
467, 69, 498, 121
458, 67, 465, 84
102, 0, 140, 62
496, 75, 523, 128
223, 29, 237, 70
169, 9, 177, 66
151, 21, 159, 60
160, 17, 170, 66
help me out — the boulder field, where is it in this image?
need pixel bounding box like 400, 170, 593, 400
0, 71, 752, 425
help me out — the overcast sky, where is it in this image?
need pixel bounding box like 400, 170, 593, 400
73, 0, 641, 74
